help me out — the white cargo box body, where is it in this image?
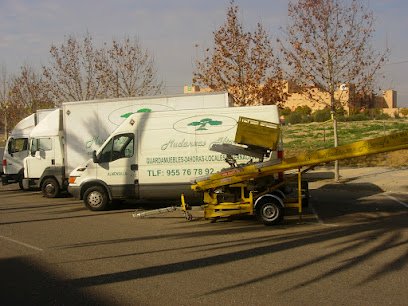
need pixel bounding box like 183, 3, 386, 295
69, 104, 280, 205
135, 106, 279, 189
62, 92, 232, 174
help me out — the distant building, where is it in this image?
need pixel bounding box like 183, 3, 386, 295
282, 81, 398, 115
183, 85, 212, 94
185, 82, 399, 116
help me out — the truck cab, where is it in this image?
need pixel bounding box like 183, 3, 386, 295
2, 135, 29, 188
23, 109, 66, 197
2, 110, 53, 188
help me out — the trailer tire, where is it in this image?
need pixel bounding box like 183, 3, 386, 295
42, 178, 60, 198
84, 186, 109, 211
256, 198, 284, 225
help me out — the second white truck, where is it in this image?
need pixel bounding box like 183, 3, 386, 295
2, 109, 54, 188
68, 105, 280, 211
23, 92, 233, 197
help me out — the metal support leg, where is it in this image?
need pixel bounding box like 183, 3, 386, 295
297, 168, 303, 223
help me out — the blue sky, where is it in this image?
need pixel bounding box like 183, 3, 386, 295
1, 0, 407, 106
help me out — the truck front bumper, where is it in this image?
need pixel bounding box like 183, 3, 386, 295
68, 185, 81, 199
2, 173, 18, 185
22, 178, 40, 189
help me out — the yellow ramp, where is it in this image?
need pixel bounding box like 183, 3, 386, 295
192, 130, 408, 191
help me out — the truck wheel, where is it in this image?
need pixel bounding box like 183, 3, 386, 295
42, 178, 60, 198
18, 170, 25, 190
84, 186, 109, 211
18, 178, 24, 190
256, 198, 284, 226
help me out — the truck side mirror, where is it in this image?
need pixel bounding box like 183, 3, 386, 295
92, 150, 98, 163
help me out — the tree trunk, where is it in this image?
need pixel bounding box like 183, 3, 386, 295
333, 115, 340, 181
330, 90, 340, 182
3, 106, 7, 140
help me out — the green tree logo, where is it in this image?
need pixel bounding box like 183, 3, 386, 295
120, 108, 152, 118
188, 118, 222, 131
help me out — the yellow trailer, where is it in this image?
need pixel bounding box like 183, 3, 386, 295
185, 118, 408, 225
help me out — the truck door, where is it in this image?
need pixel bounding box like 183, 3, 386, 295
4, 137, 29, 175
26, 137, 55, 179
96, 133, 138, 198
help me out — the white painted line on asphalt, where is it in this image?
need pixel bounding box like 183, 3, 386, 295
0, 235, 43, 252
383, 193, 408, 209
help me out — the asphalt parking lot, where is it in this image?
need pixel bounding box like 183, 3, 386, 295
1, 167, 407, 305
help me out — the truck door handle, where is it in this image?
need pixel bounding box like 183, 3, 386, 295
131, 164, 138, 171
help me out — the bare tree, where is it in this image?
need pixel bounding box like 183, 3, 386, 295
43, 33, 163, 104
43, 33, 104, 104
98, 37, 163, 97
0, 65, 11, 139
193, 0, 286, 106
8, 64, 54, 128
278, 0, 388, 180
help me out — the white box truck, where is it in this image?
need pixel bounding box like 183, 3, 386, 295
68, 105, 280, 211
23, 92, 233, 197
2, 109, 54, 188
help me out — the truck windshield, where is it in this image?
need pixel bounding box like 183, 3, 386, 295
98, 133, 134, 163
8, 137, 28, 154
30, 138, 52, 155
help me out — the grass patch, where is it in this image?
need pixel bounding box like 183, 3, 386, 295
282, 119, 408, 167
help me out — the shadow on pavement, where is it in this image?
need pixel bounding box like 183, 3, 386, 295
0, 257, 117, 306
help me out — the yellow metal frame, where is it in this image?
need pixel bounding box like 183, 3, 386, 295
192, 130, 408, 192
283, 169, 304, 221
189, 169, 306, 222
235, 116, 280, 150
185, 128, 408, 224
202, 184, 254, 220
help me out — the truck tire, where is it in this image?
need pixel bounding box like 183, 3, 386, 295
18, 178, 24, 190
84, 186, 109, 211
256, 198, 284, 225
42, 178, 60, 198
18, 170, 25, 190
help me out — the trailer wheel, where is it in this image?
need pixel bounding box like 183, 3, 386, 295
256, 198, 284, 226
84, 186, 109, 211
42, 178, 60, 198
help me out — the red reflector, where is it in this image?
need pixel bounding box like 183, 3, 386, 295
2, 159, 6, 167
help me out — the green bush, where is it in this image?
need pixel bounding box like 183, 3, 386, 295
280, 104, 396, 125
400, 108, 408, 117
281, 106, 313, 124
312, 108, 331, 122
286, 112, 303, 124
294, 105, 312, 116
348, 113, 370, 121
280, 107, 292, 116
